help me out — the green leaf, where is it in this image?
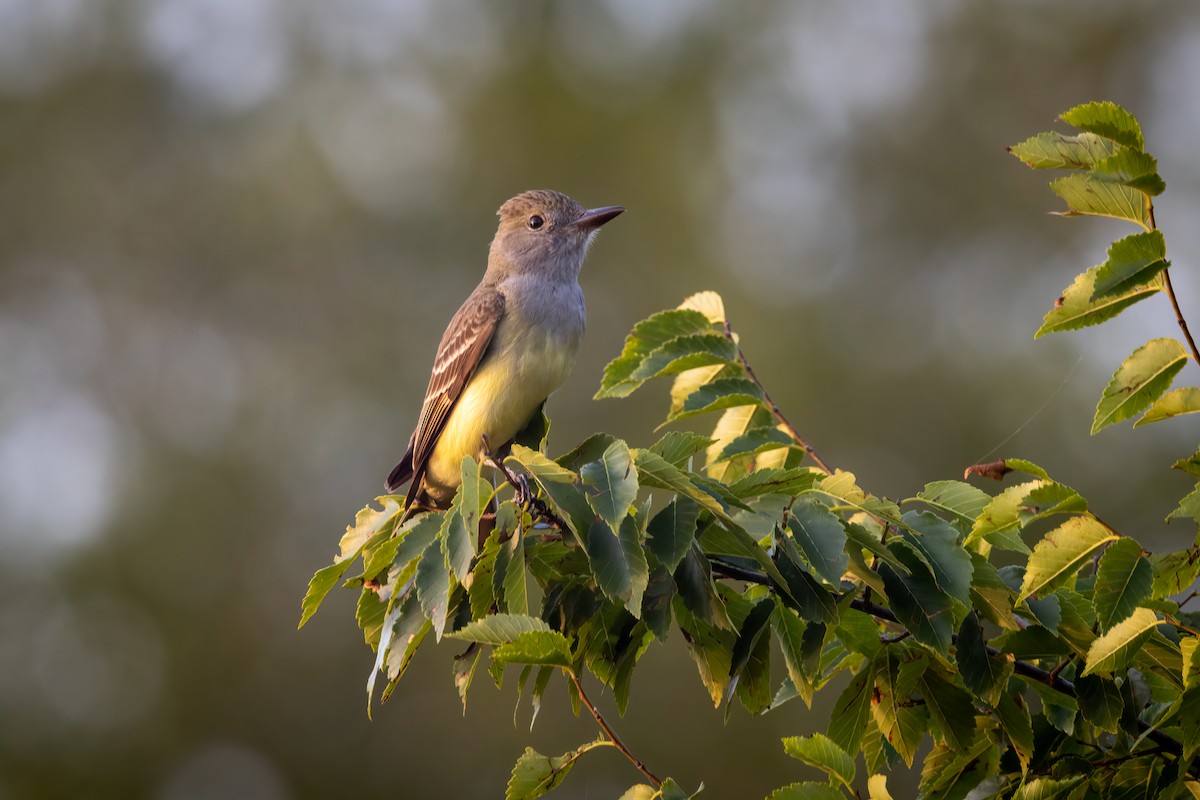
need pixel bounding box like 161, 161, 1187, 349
627, 332, 738, 384
448, 613, 551, 645
880, 560, 956, 653
812, 470, 903, 525
633, 449, 732, 521
666, 377, 765, 424
299, 497, 401, 627
1012, 778, 1086, 800
1048, 173, 1151, 228
506, 445, 595, 544
1150, 535, 1200, 597
674, 595, 735, 706
441, 507, 473, 583
580, 439, 639, 535
728, 598, 774, 714
1035, 263, 1159, 337
918, 669, 977, 751
499, 503, 529, 616
1074, 674, 1123, 733
1092, 231, 1168, 299
772, 601, 813, 693
898, 511, 973, 604
703, 404, 771, 483
1094, 537, 1153, 631
554, 432, 618, 472
1092, 338, 1188, 434
1009, 130, 1119, 169
583, 515, 649, 616
674, 544, 733, 630
872, 654, 926, 766
596, 308, 716, 399
647, 497, 700, 572
773, 545, 839, 624
1082, 607, 1160, 676
1092, 147, 1165, 195
1060, 101, 1144, 150
511, 404, 550, 452
506, 739, 608, 800
1018, 516, 1119, 601
493, 630, 573, 668
457, 455, 495, 548
711, 426, 794, 463
700, 522, 794, 599
1168, 483, 1200, 523
969, 553, 1020, 630
995, 692, 1034, 773
836, 609, 882, 658
1172, 448, 1200, 478
729, 467, 817, 499
911, 481, 991, 530
763, 784, 843, 800
649, 431, 714, 467
1136, 386, 1200, 427
780, 733, 855, 792
827, 660, 875, 755
415, 535, 452, 639
956, 612, 1008, 702
618, 786, 657, 800
786, 499, 849, 585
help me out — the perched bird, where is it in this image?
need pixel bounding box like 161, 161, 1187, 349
386, 189, 624, 509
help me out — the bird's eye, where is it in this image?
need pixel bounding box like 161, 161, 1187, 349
527, 214, 544, 230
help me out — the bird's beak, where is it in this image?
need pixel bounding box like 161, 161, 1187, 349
571, 205, 625, 229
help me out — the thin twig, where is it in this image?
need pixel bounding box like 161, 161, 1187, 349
568, 670, 663, 788
723, 320, 834, 475
1149, 205, 1200, 364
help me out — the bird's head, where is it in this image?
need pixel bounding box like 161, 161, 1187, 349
488, 189, 624, 279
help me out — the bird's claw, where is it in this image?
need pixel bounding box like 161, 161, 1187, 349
512, 473, 535, 508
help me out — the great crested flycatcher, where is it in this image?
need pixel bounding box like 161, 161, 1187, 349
386, 189, 624, 509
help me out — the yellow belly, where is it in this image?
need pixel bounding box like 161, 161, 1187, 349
422, 331, 576, 501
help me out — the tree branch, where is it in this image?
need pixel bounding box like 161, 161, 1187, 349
568, 670, 663, 788
1149, 206, 1200, 365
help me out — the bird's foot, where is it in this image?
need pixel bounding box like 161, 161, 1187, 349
512, 472, 535, 509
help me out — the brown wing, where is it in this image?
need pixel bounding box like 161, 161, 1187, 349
385, 287, 506, 504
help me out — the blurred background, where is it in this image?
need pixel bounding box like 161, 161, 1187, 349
2, 1, 1200, 797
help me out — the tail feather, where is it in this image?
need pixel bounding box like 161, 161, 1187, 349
385, 442, 416, 494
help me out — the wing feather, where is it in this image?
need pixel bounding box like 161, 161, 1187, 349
385, 288, 505, 501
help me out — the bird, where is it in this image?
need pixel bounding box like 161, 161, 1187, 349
386, 189, 624, 510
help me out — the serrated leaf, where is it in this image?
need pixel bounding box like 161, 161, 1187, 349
771, 602, 812, 694
836, 608, 882, 658
781, 733, 855, 791
649, 431, 715, 467
1173, 448, 1200, 478
700, 522, 794, 601
679, 289, 726, 323
587, 517, 634, 604
1169, 484, 1200, 523
763, 784, 843, 800
1018, 516, 1118, 601
1082, 607, 1160, 676
580, 439, 638, 535
1136, 386, 1200, 427
647, 496, 700, 572
969, 553, 1020, 630
555, 433, 619, 472
627, 332, 738, 384
730, 467, 817, 499
1036, 263, 1159, 337
596, 309, 716, 399
1094, 537, 1153, 631
633, 449, 731, 521
911, 480, 991, 529
666, 377, 765, 424
453, 645, 482, 714
415, 536, 452, 639
506, 739, 607, 800
872, 654, 926, 766
674, 595, 735, 706
918, 669, 977, 751
1074, 674, 1123, 733
956, 612, 1008, 702
674, 544, 733, 630
1009, 130, 1119, 169
827, 660, 875, 755
1060, 101, 1144, 150
786, 499, 848, 585
1049, 173, 1151, 227
1013, 778, 1086, 800
773, 545, 839, 624
493, 630, 573, 668
1092, 147, 1165, 195
1092, 231, 1168, 299
728, 598, 773, 714
995, 692, 1034, 773
1092, 338, 1188, 434
499, 503, 529, 616
880, 560, 955, 653
448, 613, 551, 644
711, 425, 794, 463
898, 511, 973, 603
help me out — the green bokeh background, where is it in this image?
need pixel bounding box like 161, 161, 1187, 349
2, 2, 1199, 797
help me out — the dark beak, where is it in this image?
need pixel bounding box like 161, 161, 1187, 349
571, 205, 625, 229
